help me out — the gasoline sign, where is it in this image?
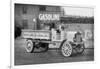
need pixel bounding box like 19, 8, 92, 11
39, 14, 60, 21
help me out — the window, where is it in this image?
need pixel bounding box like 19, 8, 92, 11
22, 6, 27, 14
22, 19, 28, 29
39, 6, 46, 11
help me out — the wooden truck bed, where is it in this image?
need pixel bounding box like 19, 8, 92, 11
22, 29, 51, 40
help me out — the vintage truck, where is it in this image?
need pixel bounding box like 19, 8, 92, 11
22, 25, 85, 57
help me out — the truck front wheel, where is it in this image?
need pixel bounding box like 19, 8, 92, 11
75, 43, 85, 54
60, 40, 73, 57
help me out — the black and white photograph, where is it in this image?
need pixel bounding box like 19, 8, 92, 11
14, 3, 94, 66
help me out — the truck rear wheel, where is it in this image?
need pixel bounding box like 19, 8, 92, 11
25, 39, 35, 53
60, 40, 73, 57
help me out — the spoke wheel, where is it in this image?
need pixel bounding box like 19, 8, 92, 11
25, 39, 34, 53
75, 44, 85, 54
61, 41, 73, 57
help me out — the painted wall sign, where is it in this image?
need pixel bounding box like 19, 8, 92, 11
39, 14, 60, 21
85, 30, 93, 40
